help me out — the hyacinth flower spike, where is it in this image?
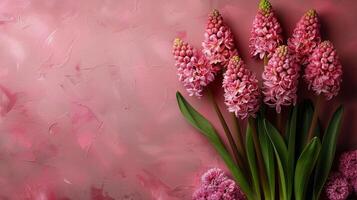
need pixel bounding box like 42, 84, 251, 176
173, 39, 243, 168
288, 9, 321, 65
223, 56, 261, 120
262, 45, 300, 133
249, 0, 283, 64
202, 9, 239, 69
222, 55, 261, 172
304, 41, 343, 141
262, 45, 300, 114
222, 56, 269, 198
172, 38, 219, 97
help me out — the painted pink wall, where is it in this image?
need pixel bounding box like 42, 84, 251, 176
0, 0, 355, 199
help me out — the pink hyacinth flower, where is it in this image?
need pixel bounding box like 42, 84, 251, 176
172, 38, 219, 97
202, 9, 238, 69
324, 172, 352, 200
338, 150, 357, 180
262, 45, 300, 113
223, 56, 261, 119
304, 41, 343, 100
192, 168, 246, 200
288, 9, 321, 65
249, 0, 283, 59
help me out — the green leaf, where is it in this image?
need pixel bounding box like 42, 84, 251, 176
294, 137, 321, 200
176, 92, 254, 199
312, 106, 344, 200
286, 106, 298, 200
246, 123, 261, 199
297, 100, 314, 153
257, 114, 275, 200
296, 100, 322, 154
264, 119, 288, 200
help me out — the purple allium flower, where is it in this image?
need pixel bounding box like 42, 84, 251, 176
192, 168, 246, 200
222, 56, 261, 119
262, 45, 300, 113
304, 41, 343, 100
249, 0, 283, 59
172, 38, 219, 97
324, 172, 352, 200
288, 9, 321, 65
200, 167, 226, 186
338, 150, 357, 180
202, 9, 238, 68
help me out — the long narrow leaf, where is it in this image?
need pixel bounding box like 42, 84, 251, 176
176, 92, 254, 199
287, 106, 298, 200
312, 106, 344, 200
264, 119, 288, 200
297, 100, 314, 154
294, 137, 321, 200
257, 114, 275, 200
246, 123, 261, 199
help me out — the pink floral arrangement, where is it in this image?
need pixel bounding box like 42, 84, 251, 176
172, 0, 351, 199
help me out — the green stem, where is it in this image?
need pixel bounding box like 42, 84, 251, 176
207, 88, 244, 167
232, 114, 248, 165
307, 95, 322, 142
249, 117, 269, 199
277, 111, 284, 135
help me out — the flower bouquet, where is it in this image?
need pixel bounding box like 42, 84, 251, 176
171, 0, 352, 199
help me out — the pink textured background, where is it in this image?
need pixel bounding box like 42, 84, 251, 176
0, 0, 356, 199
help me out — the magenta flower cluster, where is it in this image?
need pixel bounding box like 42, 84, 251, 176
324, 150, 357, 200
249, 0, 283, 59
223, 56, 260, 119
192, 168, 246, 200
262, 45, 300, 113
